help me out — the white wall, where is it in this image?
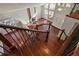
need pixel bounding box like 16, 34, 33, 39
0, 4, 42, 55
52, 4, 74, 29
30, 5, 42, 21
61, 16, 79, 36
36, 6, 42, 20
57, 16, 79, 41
0, 4, 42, 25
41, 4, 74, 29
0, 9, 29, 24
0, 5, 42, 35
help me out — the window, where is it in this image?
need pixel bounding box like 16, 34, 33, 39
49, 11, 54, 19
42, 3, 72, 20
57, 3, 71, 8
42, 3, 56, 19
66, 4, 71, 7
49, 3, 56, 10
27, 8, 31, 22
32, 7, 37, 22
34, 7, 36, 13
57, 3, 72, 12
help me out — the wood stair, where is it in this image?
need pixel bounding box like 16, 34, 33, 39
2, 26, 61, 56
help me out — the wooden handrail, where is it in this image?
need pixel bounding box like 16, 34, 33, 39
70, 3, 77, 15
58, 29, 68, 40
56, 24, 79, 56
66, 15, 79, 20
0, 24, 49, 33
50, 24, 68, 40
0, 22, 51, 55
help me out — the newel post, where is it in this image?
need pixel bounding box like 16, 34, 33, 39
45, 22, 51, 42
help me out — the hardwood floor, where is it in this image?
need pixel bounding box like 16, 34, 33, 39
4, 26, 61, 56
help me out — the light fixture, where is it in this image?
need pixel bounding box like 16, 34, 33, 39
57, 8, 63, 11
